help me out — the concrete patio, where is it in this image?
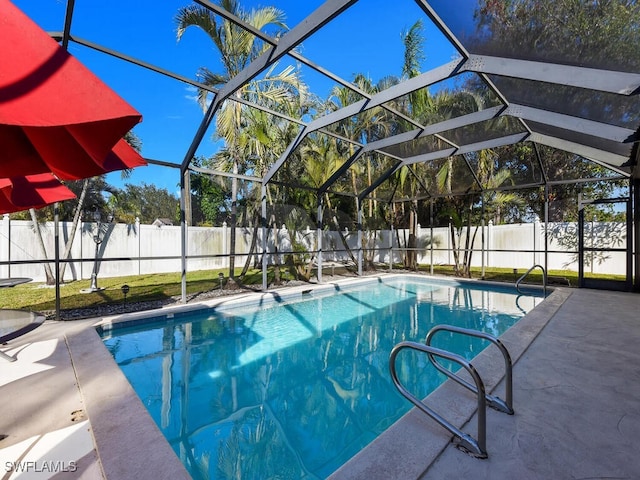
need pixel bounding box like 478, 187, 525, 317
1, 281, 639, 479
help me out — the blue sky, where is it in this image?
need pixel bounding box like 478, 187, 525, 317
12, 0, 458, 196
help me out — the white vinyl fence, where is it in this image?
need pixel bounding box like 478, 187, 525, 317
0, 215, 628, 283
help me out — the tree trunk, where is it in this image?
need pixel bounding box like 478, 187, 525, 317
324, 193, 357, 265
30, 209, 55, 285
59, 178, 90, 281
449, 222, 461, 275
465, 225, 480, 277
239, 211, 260, 280
405, 201, 418, 270
402, 222, 408, 267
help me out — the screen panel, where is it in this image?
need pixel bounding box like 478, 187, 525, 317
427, 0, 640, 73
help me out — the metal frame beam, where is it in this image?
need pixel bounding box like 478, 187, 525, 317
504, 104, 636, 143
362, 105, 506, 154
306, 60, 463, 135
399, 132, 529, 167
529, 132, 631, 171
413, 0, 470, 60
263, 127, 308, 184
359, 161, 403, 201
463, 55, 640, 95
208, 0, 359, 115
61, 0, 75, 50
68, 36, 306, 128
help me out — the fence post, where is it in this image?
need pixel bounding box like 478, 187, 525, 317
481, 218, 485, 279
389, 224, 393, 271
136, 217, 141, 275
1, 214, 9, 278
487, 220, 493, 270
79, 220, 84, 280
416, 223, 421, 264
222, 221, 228, 270
430, 199, 434, 275
357, 199, 363, 276
447, 217, 452, 265
533, 215, 540, 265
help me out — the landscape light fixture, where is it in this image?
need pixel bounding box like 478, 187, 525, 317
121, 284, 130, 304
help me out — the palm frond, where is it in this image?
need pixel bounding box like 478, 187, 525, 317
175, 5, 219, 45
402, 19, 425, 79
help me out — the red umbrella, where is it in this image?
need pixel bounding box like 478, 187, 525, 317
0, 173, 76, 214
0, 0, 146, 185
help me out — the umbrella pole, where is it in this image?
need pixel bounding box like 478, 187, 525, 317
54, 203, 60, 321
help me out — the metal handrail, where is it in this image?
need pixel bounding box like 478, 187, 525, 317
389, 341, 488, 458
515, 264, 547, 295
425, 326, 514, 415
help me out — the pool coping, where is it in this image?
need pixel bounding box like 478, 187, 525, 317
329, 282, 570, 479
67, 273, 566, 479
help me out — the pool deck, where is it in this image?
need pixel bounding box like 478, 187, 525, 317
1, 276, 640, 479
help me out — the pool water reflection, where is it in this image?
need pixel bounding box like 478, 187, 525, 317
101, 277, 544, 479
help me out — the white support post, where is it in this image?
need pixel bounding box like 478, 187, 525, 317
487, 220, 493, 270
430, 200, 434, 275
416, 223, 422, 264
136, 217, 141, 275
317, 196, 323, 283
222, 221, 228, 269
533, 215, 540, 265
481, 194, 485, 279
1, 214, 9, 278
357, 199, 363, 276
389, 224, 394, 271
261, 183, 268, 291
447, 217, 452, 265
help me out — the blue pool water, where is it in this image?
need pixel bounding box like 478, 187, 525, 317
100, 277, 544, 479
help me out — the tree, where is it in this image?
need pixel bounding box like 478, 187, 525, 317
176, 0, 307, 281
475, 0, 640, 71
383, 20, 436, 270
188, 175, 229, 226
109, 183, 180, 225
468, 0, 639, 253
320, 73, 398, 269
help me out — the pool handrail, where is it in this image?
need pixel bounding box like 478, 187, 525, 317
425, 325, 514, 415
389, 341, 488, 459
516, 264, 547, 295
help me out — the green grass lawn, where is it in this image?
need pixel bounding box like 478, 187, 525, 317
420, 265, 577, 285
0, 264, 624, 316
0, 269, 240, 312
417, 264, 626, 286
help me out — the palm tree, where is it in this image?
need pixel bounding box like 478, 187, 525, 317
176, 0, 306, 282
321, 74, 397, 268
390, 19, 430, 269
302, 132, 360, 265
393, 19, 522, 274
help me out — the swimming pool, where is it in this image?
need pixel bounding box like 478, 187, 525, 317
99, 276, 545, 479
